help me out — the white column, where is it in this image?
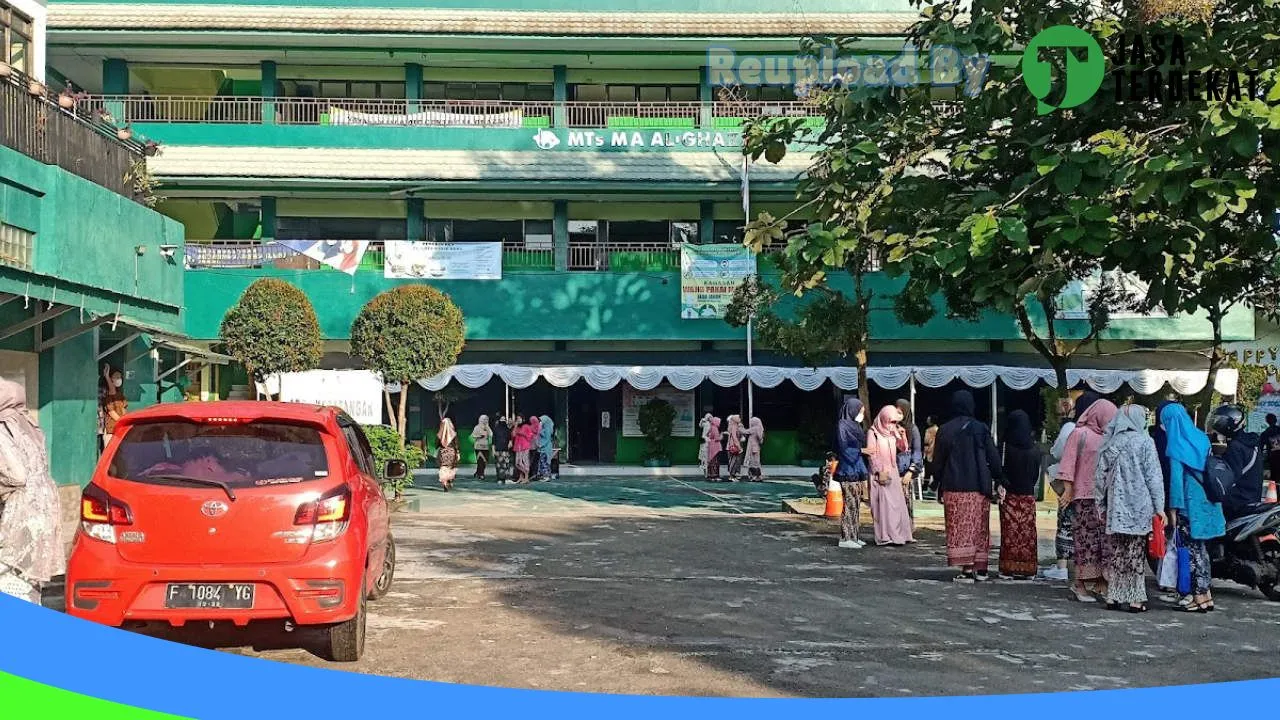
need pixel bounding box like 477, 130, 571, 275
990, 380, 999, 442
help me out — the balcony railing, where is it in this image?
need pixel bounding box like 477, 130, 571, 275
1, 72, 148, 201
82, 95, 837, 129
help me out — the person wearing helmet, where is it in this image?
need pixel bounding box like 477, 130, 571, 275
1211, 404, 1266, 519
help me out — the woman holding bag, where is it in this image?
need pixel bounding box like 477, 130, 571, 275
1094, 405, 1165, 612
1056, 398, 1118, 602
867, 405, 914, 546
1160, 403, 1226, 612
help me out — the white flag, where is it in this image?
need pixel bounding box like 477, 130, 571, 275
741, 155, 751, 217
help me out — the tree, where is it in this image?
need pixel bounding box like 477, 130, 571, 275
351, 285, 465, 448
219, 278, 323, 391
1092, 0, 1280, 411
637, 398, 676, 463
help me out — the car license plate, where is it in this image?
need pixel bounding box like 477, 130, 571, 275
164, 583, 255, 609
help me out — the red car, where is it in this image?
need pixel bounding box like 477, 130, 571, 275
66, 401, 402, 662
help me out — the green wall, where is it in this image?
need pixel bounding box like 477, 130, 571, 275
183, 267, 1253, 344
0, 146, 186, 331
37, 314, 99, 489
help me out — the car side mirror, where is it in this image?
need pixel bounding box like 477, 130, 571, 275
384, 459, 408, 480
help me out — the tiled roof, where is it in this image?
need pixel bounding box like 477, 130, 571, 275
149, 145, 811, 184
48, 4, 917, 36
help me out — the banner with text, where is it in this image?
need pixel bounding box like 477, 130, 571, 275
262, 370, 384, 426
384, 241, 503, 280
680, 243, 757, 319
621, 384, 696, 438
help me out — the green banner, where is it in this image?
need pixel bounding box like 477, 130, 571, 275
679, 244, 756, 320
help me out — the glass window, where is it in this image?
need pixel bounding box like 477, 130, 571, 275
445, 82, 476, 100
524, 220, 553, 250
0, 223, 34, 270
277, 217, 406, 241
474, 83, 501, 101
380, 82, 406, 99
712, 220, 744, 244
1, 2, 34, 76
339, 422, 374, 476
426, 220, 453, 243
423, 82, 447, 100
607, 85, 637, 102
568, 221, 598, 243
526, 84, 554, 102
669, 85, 699, 102
500, 84, 527, 101
108, 421, 331, 489
453, 220, 522, 243
571, 84, 606, 102
350, 82, 378, 99
606, 221, 667, 245
671, 222, 698, 246
638, 86, 667, 103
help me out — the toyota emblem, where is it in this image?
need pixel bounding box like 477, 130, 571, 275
201, 500, 229, 518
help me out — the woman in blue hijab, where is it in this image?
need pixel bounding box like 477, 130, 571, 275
536, 415, 555, 482
1160, 403, 1225, 612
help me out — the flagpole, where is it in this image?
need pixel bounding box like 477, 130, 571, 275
742, 154, 754, 421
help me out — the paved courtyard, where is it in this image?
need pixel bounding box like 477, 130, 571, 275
149, 477, 1280, 696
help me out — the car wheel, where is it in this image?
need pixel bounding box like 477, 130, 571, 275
368, 535, 396, 601
324, 583, 366, 662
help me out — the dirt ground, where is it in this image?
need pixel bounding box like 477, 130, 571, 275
90, 477, 1280, 697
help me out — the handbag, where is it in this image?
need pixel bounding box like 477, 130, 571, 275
1157, 529, 1179, 589
1176, 528, 1193, 596
1149, 514, 1166, 560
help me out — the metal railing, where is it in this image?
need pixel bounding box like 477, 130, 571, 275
184, 240, 558, 272
82, 95, 833, 129
1, 71, 147, 201
568, 242, 679, 271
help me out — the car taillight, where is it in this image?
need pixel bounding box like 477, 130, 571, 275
294, 486, 352, 543
80, 484, 132, 544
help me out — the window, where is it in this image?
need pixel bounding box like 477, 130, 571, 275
276, 217, 406, 242
524, 220, 552, 250
108, 421, 330, 489
0, 223, 34, 270
338, 421, 375, 476
1, 2, 33, 76
424, 220, 551, 246
568, 221, 599, 244
712, 220, 745, 245
671, 222, 698, 245
281, 79, 406, 100
424, 82, 552, 101
570, 84, 700, 102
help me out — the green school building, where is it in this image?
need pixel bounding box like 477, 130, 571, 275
17, 0, 1256, 468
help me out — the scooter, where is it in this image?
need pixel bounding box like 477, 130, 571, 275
1212, 503, 1280, 600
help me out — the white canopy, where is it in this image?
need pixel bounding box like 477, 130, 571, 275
411, 364, 1239, 396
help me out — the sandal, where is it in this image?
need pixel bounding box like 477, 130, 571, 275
1180, 602, 1210, 613
1105, 601, 1123, 611
1070, 585, 1098, 603
1127, 604, 1149, 613
953, 572, 976, 584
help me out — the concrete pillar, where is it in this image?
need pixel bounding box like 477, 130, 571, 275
553, 200, 569, 271
37, 312, 98, 489
407, 197, 425, 241
699, 65, 714, 129
102, 59, 129, 121
260, 197, 277, 242
261, 60, 277, 125
699, 200, 715, 244
552, 65, 568, 128
405, 62, 423, 114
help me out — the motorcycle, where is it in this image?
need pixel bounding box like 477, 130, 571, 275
1155, 504, 1280, 600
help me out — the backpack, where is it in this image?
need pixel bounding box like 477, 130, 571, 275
1199, 447, 1259, 504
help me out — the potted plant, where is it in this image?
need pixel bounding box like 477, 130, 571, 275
58, 85, 76, 109
27, 79, 45, 97
0, 62, 12, 79
363, 424, 425, 501
142, 139, 160, 157
116, 124, 134, 141
637, 398, 676, 468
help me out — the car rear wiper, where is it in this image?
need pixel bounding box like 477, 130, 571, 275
142, 475, 237, 502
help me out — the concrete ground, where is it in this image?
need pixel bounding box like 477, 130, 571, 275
120, 476, 1280, 696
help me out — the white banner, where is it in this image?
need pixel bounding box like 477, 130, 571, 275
261, 370, 384, 426
330, 106, 523, 128
621, 384, 696, 438
384, 241, 502, 280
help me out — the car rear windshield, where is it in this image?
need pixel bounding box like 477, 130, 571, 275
108, 420, 330, 489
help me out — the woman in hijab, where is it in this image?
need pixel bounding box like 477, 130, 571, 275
0, 379, 63, 603
492, 415, 513, 484
746, 417, 765, 481
513, 416, 534, 484
836, 397, 870, 549
1043, 394, 1092, 581
1095, 405, 1165, 612
932, 390, 1002, 581
868, 405, 915, 546
471, 414, 492, 480
1056, 397, 1119, 602
528, 415, 542, 480
1161, 402, 1225, 612
698, 412, 713, 474
704, 417, 723, 482
725, 415, 746, 482
436, 418, 460, 491
998, 410, 1045, 580
537, 415, 555, 482
895, 399, 923, 517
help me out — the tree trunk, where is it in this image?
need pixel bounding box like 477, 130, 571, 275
855, 346, 871, 422
1194, 307, 1226, 423
396, 383, 409, 450
1050, 357, 1069, 401
383, 389, 395, 430
1014, 304, 1070, 400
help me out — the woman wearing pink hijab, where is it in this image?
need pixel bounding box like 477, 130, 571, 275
867, 405, 915, 546
704, 417, 723, 482
1056, 397, 1120, 602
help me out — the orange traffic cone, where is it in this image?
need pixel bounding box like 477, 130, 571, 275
1266, 479, 1277, 504
824, 479, 845, 518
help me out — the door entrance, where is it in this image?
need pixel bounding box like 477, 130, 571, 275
568, 384, 600, 463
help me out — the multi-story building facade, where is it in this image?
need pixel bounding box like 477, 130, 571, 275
38, 0, 1252, 465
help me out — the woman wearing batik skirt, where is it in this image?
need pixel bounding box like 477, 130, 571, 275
835, 397, 870, 549
704, 417, 723, 481
1095, 405, 1165, 612
725, 415, 746, 481
1056, 398, 1119, 602
436, 418, 460, 492
997, 410, 1045, 580
932, 390, 1003, 582
745, 417, 765, 481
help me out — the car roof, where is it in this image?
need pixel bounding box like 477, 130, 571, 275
121, 401, 346, 425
